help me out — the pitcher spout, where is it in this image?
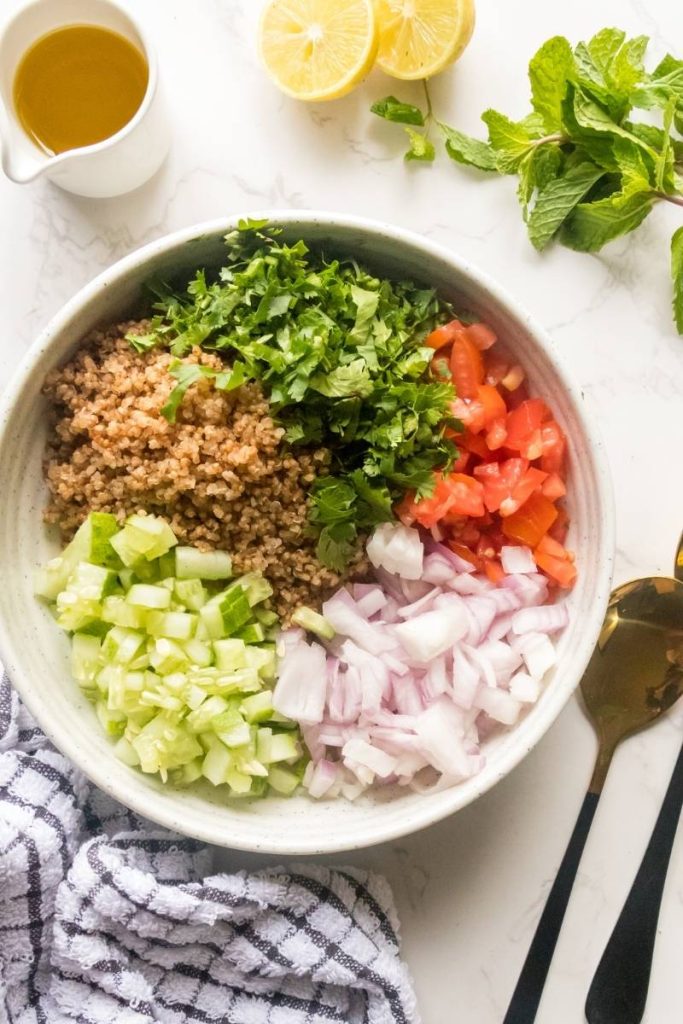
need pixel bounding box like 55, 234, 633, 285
0, 143, 47, 184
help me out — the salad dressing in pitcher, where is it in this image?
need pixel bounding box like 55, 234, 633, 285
13, 24, 148, 155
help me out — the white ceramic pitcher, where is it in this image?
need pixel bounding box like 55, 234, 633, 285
0, 0, 170, 198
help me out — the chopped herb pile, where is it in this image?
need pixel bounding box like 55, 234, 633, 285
129, 222, 458, 570
371, 28, 683, 332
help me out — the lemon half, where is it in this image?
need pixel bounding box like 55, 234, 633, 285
375, 0, 475, 80
259, 0, 378, 102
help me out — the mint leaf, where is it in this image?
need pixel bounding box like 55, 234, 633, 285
527, 162, 606, 250
586, 27, 626, 72
572, 87, 646, 147
561, 189, 654, 252
672, 227, 683, 334
517, 145, 563, 217
606, 34, 648, 95
612, 136, 652, 189
575, 30, 648, 119
440, 123, 498, 171
654, 98, 676, 191
371, 96, 425, 126
529, 36, 575, 131
632, 53, 683, 110
482, 110, 533, 172
404, 127, 435, 162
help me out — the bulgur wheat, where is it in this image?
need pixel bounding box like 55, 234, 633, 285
42, 322, 367, 618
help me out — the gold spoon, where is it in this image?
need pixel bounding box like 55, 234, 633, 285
584, 542, 683, 1024
503, 574, 683, 1024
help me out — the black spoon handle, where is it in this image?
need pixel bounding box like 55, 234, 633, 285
585, 739, 683, 1024
503, 790, 600, 1024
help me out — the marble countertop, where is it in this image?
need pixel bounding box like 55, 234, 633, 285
1, 0, 682, 1020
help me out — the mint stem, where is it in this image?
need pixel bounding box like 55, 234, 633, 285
422, 79, 433, 122
657, 192, 683, 209
534, 133, 568, 146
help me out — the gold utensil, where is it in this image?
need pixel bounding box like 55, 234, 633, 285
504, 575, 683, 1024
584, 542, 683, 1024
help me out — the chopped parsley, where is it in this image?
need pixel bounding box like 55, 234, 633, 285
129, 221, 459, 569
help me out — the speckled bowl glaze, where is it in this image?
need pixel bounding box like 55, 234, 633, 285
0, 213, 614, 854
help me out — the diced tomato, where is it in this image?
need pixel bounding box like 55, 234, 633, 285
451, 448, 471, 473
465, 322, 497, 351
451, 397, 483, 432
400, 475, 455, 529
501, 491, 558, 547
542, 472, 566, 500
477, 385, 507, 424
485, 354, 510, 386
548, 504, 569, 544
485, 416, 507, 451
534, 534, 577, 588
483, 558, 505, 583
448, 541, 481, 569
450, 333, 484, 400
430, 353, 452, 381
451, 385, 506, 435
474, 458, 547, 517
446, 473, 485, 517
404, 332, 575, 589
400, 472, 485, 528
425, 319, 463, 350
461, 429, 490, 460
395, 490, 417, 526
539, 420, 566, 474
505, 399, 551, 459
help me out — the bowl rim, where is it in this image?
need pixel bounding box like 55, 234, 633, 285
0, 211, 615, 853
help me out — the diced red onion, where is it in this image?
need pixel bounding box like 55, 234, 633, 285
509, 671, 541, 703
323, 590, 397, 655
289, 523, 569, 800
342, 738, 397, 779
397, 587, 442, 619
511, 604, 569, 636
306, 759, 339, 799
500, 545, 536, 574
354, 586, 388, 618
367, 523, 424, 579
393, 605, 468, 663
474, 684, 521, 725
272, 640, 327, 724
511, 632, 557, 679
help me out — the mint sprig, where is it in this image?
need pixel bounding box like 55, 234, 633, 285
371, 28, 683, 333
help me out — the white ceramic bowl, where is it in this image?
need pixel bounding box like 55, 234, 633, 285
0, 213, 614, 854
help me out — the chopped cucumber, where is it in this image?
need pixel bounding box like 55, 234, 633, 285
174, 578, 207, 610
235, 623, 265, 644
146, 610, 196, 640
182, 638, 213, 668
37, 511, 306, 799
267, 765, 301, 796
102, 596, 147, 629
240, 690, 274, 724
175, 546, 232, 581
35, 513, 121, 600
291, 605, 335, 641
126, 584, 172, 610
213, 638, 247, 672
71, 633, 102, 687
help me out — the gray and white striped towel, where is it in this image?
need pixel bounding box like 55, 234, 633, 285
0, 671, 418, 1024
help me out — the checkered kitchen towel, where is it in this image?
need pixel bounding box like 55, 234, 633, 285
0, 673, 418, 1024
